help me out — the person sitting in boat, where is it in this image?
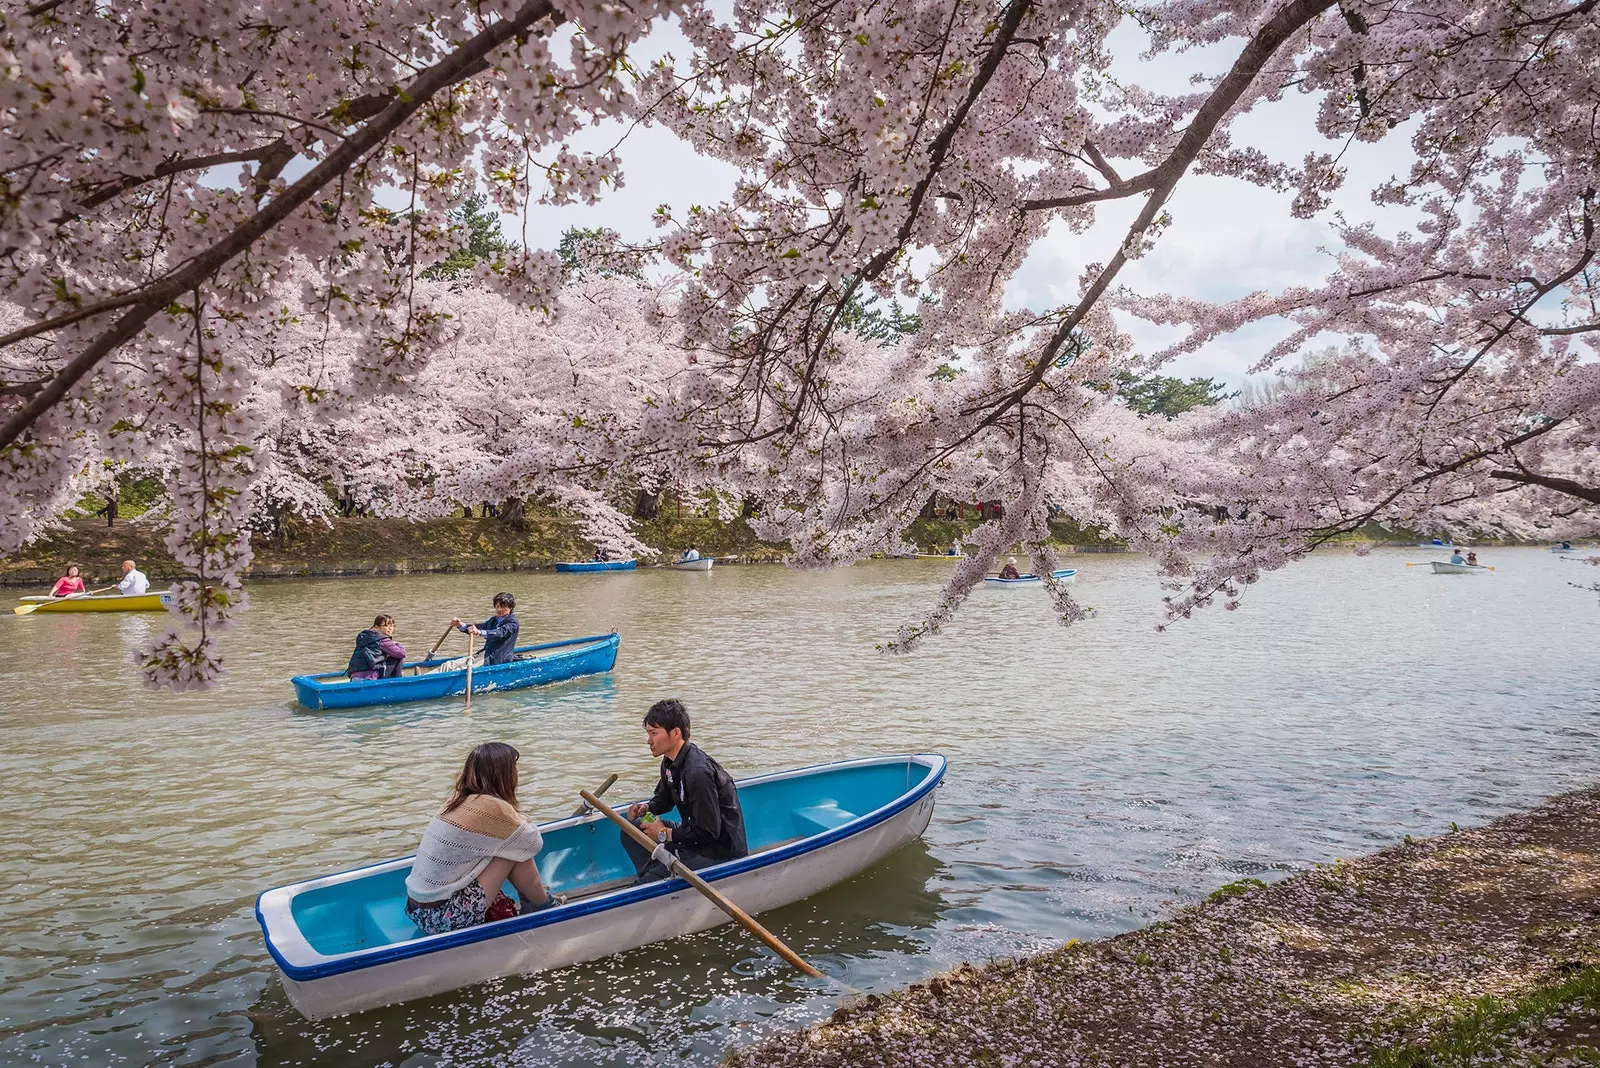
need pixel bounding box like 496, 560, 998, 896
1449, 549, 1467, 565
450, 592, 520, 666
1560, 541, 1573, 550
117, 559, 149, 595
348, 614, 407, 680
679, 547, 700, 563
946, 544, 961, 556
999, 557, 1021, 580
591, 548, 610, 562
623, 699, 747, 882
50, 565, 85, 598
1466, 551, 1479, 566
404, 741, 556, 935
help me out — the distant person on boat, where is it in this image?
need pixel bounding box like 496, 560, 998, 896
679, 547, 700, 563
117, 560, 149, 595
404, 741, 556, 935
623, 699, 748, 883
946, 543, 961, 556
1466, 551, 1479, 566
50, 565, 85, 598
450, 593, 520, 666
348, 615, 407, 680
999, 557, 1021, 580
1449, 549, 1467, 565
1559, 541, 1573, 550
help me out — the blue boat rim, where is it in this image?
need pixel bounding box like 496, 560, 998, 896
256, 753, 946, 982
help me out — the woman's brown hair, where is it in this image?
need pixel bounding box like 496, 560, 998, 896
442, 741, 519, 813
372, 613, 395, 628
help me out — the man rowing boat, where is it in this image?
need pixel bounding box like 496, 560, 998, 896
623, 699, 747, 883
449, 592, 520, 666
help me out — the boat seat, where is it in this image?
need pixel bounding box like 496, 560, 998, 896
791, 802, 855, 837
363, 897, 425, 946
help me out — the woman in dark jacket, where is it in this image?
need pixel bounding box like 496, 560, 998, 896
348, 614, 407, 679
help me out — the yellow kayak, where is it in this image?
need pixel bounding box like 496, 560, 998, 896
15, 591, 172, 613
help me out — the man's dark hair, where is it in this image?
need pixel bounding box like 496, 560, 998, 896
644, 698, 690, 740
492, 592, 515, 610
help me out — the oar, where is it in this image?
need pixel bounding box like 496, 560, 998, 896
579, 789, 823, 978
571, 774, 619, 817
464, 630, 475, 712
13, 584, 118, 615
425, 623, 458, 661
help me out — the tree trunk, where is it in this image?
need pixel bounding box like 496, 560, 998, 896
740, 495, 762, 519
499, 497, 527, 530
633, 487, 662, 520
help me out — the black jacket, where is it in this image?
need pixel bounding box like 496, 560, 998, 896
647, 742, 748, 860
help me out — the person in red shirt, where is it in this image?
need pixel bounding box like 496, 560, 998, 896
50, 565, 86, 598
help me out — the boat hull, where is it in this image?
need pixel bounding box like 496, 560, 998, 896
290, 633, 619, 710
983, 568, 1078, 585
669, 557, 714, 571
554, 560, 637, 572
258, 754, 944, 1019
1429, 562, 1488, 574
16, 591, 173, 612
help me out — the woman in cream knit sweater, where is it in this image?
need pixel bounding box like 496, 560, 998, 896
404, 741, 555, 935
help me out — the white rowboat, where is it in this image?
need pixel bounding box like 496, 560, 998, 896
670, 557, 715, 571
1430, 561, 1491, 574
257, 753, 945, 1019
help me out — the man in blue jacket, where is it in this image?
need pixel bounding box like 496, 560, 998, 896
623, 699, 747, 881
450, 592, 520, 665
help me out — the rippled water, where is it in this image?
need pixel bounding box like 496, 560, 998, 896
1, 548, 1597, 1066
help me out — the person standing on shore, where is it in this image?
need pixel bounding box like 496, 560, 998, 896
117, 560, 149, 595
622, 699, 747, 882
450, 593, 520, 666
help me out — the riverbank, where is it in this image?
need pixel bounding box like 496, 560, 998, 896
0, 513, 1136, 586
729, 786, 1600, 1067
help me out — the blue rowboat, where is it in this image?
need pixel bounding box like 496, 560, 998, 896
554, 560, 637, 572
290, 632, 619, 710
983, 568, 1078, 586
257, 753, 946, 1019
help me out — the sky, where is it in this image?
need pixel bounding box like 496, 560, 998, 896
485, 13, 1428, 393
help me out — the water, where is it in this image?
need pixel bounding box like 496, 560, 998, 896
1, 548, 1596, 1066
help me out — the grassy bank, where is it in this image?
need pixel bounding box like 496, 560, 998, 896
0, 513, 1151, 587
728, 787, 1600, 1067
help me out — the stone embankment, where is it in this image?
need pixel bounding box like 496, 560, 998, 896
729, 788, 1600, 1067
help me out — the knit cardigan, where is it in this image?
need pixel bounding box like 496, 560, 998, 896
403, 793, 544, 903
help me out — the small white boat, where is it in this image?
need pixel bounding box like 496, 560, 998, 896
1430, 561, 1490, 574
983, 568, 1078, 586
257, 754, 945, 1019
670, 557, 714, 571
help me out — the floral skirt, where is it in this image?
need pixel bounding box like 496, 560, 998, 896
405, 881, 488, 936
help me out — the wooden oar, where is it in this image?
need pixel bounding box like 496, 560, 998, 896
425, 623, 458, 661
579, 789, 823, 978
570, 774, 618, 816
464, 630, 475, 712
13, 584, 119, 615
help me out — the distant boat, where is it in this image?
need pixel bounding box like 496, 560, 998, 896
256, 753, 947, 1020
554, 560, 637, 573
1551, 544, 1581, 553
290, 633, 619, 710
1430, 561, 1490, 574
983, 568, 1078, 586
669, 557, 714, 571
914, 553, 966, 559
14, 591, 173, 613
1417, 541, 1458, 549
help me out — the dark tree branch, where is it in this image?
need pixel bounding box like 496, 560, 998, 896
1489, 468, 1600, 506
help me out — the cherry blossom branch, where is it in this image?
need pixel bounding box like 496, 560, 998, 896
0, 0, 562, 455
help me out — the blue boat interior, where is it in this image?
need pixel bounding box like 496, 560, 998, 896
287, 759, 934, 957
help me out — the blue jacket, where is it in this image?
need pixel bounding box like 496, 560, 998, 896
461, 613, 519, 664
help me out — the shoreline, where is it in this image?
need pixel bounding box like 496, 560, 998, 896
728, 786, 1600, 1066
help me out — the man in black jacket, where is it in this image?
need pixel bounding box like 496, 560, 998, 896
623, 698, 748, 881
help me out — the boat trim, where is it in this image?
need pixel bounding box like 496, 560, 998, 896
256, 752, 945, 982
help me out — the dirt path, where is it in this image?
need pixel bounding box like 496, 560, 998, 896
730, 787, 1600, 1067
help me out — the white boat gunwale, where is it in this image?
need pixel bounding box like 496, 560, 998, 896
256, 752, 946, 983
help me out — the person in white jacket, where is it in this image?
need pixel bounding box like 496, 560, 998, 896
117, 560, 149, 595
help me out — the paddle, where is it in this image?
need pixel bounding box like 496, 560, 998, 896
570, 774, 619, 817
13, 584, 118, 615
1406, 562, 1496, 571
464, 630, 475, 712
425, 623, 458, 661
579, 788, 823, 978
